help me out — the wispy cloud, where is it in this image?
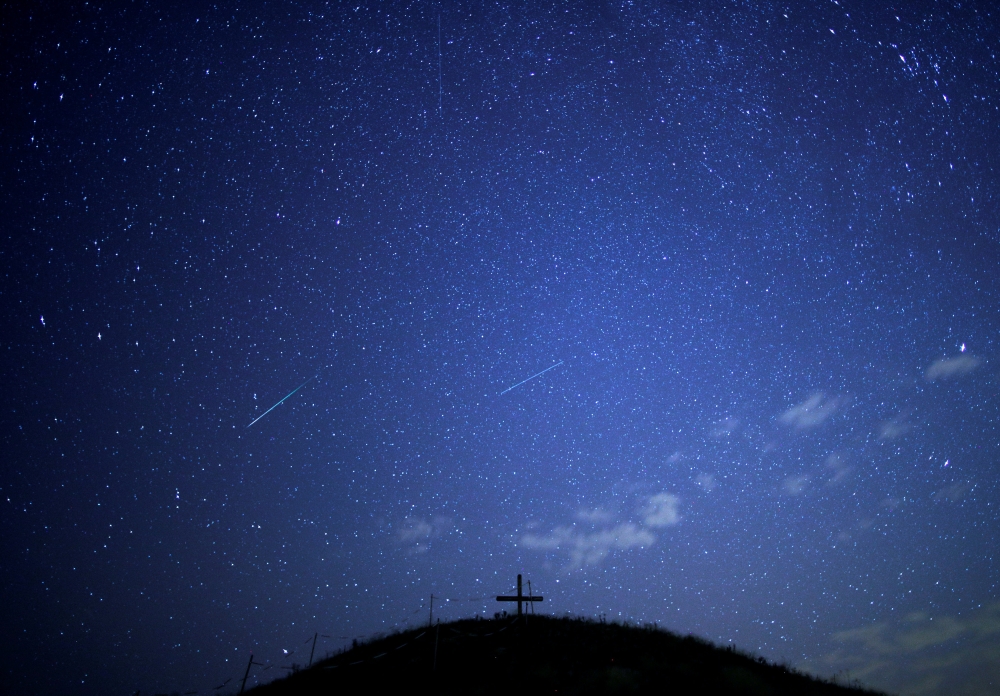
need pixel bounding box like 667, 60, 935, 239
710, 417, 741, 439
779, 392, 846, 429
642, 493, 681, 527
782, 474, 810, 496
805, 603, 1000, 696
933, 481, 972, 503
824, 453, 853, 486
695, 473, 717, 492
925, 354, 981, 381
520, 493, 680, 568
882, 496, 903, 511
520, 523, 655, 569
878, 413, 912, 440
396, 516, 451, 554
575, 508, 615, 524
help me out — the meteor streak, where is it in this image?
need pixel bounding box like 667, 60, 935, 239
500, 361, 564, 395
247, 375, 317, 427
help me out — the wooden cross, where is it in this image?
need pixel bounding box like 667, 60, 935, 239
496, 574, 543, 616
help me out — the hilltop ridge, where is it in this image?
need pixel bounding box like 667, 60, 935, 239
249, 614, 885, 695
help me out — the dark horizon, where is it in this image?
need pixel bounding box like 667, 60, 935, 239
247, 613, 888, 696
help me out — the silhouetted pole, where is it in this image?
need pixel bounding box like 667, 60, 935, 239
238, 652, 264, 694
432, 623, 440, 671
309, 632, 318, 667
239, 653, 254, 695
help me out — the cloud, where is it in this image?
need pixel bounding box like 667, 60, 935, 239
879, 413, 912, 440
695, 473, 717, 492
520, 492, 680, 568
710, 417, 741, 439
779, 392, 846, 429
520, 523, 655, 569
934, 481, 972, 503
805, 603, 1000, 696
925, 354, 981, 381
824, 453, 853, 486
783, 474, 810, 496
396, 516, 451, 554
642, 493, 681, 527
575, 508, 615, 524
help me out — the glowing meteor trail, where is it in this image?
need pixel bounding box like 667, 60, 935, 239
499, 361, 564, 395
247, 375, 317, 427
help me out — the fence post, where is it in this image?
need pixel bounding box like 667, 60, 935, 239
432, 623, 440, 672
239, 653, 254, 694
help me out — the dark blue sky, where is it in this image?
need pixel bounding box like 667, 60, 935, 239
3, 1, 999, 694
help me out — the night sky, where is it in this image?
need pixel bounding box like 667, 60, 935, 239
3, 1, 1000, 694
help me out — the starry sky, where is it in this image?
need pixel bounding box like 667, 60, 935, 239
3, 1, 999, 694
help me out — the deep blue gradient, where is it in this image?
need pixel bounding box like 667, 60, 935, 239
3, 2, 999, 694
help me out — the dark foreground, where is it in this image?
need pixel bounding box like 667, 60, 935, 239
249, 614, 885, 695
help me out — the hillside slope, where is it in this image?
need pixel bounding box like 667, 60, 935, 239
249, 615, 885, 695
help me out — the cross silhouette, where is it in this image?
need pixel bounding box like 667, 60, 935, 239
496, 574, 543, 616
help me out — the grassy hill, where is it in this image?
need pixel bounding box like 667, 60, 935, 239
249, 614, 885, 695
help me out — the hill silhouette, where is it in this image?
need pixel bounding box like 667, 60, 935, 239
249, 614, 885, 695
